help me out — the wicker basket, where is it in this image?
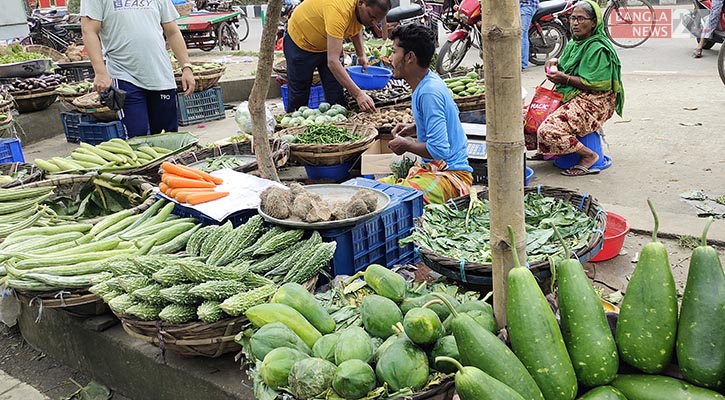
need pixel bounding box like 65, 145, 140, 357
18, 173, 157, 224
417, 185, 606, 288
277, 124, 378, 166
0, 162, 44, 188
273, 58, 322, 86
407, 379, 455, 400
0, 99, 14, 113
163, 139, 290, 177
454, 92, 485, 112
175, 1, 194, 16
23, 44, 70, 63
16, 290, 107, 318
348, 106, 414, 136
12, 89, 58, 113
174, 63, 226, 92
72, 92, 119, 121
116, 276, 318, 358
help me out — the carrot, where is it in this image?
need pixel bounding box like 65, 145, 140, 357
186, 191, 229, 205
159, 182, 170, 193
174, 164, 223, 185
161, 162, 205, 180
163, 174, 216, 189
172, 189, 215, 203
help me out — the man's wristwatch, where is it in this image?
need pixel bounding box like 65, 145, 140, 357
181, 63, 193, 73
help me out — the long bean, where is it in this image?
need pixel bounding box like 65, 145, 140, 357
296, 124, 360, 144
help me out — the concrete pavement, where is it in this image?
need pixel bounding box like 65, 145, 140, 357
0, 370, 48, 400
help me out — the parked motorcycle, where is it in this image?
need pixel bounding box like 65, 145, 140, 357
682, 0, 725, 50
21, 9, 74, 52
435, 0, 569, 74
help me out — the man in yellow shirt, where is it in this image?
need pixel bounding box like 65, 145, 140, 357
284, 0, 391, 113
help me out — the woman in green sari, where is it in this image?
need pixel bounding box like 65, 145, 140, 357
536, 0, 624, 176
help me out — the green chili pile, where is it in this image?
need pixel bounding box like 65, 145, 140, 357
401, 193, 596, 264
295, 124, 361, 144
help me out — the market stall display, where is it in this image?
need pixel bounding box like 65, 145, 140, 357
1, 74, 66, 113
277, 123, 377, 166
22, 44, 69, 63
172, 61, 226, 93
345, 79, 412, 111
0, 44, 54, 78
0, 92, 14, 113
158, 162, 230, 205
0, 162, 44, 188
165, 139, 290, 175
55, 81, 93, 103
71, 91, 118, 122
442, 71, 485, 112
275, 103, 351, 129
349, 107, 414, 135
404, 186, 606, 287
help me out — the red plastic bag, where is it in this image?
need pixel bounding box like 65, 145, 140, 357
524, 81, 563, 151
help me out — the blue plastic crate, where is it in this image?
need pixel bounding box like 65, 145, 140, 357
60, 111, 96, 143
320, 179, 424, 277
281, 84, 326, 112
177, 86, 225, 126
78, 120, 126, 145
0, 138, 24, 163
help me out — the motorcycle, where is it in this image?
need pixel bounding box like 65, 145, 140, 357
21, 9, 74, 52
682, 0, 725, 50
436, 0, 569, 74
274, 0, 300, 50
364, 0, 458, 44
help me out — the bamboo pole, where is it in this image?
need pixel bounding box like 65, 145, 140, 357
481, 0, 526, 327
248, 0, 284, 182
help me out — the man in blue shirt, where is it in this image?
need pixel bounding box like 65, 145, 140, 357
381, 24, 472, 204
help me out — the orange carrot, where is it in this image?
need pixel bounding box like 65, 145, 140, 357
175, 164, 223, 185
186, 191, 229, 205
159, 182, 170, 193
163, 174, 216, 189
161, 162, 205, 180
172, 189, 215, 203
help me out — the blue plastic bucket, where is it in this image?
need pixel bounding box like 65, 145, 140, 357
304, 162, 352, 181
346, 66, 393, 90
525, 167, 534, 186
553, 131, 612, 170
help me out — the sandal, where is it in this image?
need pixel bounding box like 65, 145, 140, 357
692, 48, 703, 58
561, 164, 601, 177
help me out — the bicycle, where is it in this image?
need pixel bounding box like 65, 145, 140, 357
719, 44, 725, 85
601, 0, 656, 48
21, 15, 71, 51
203, 0, 250, 42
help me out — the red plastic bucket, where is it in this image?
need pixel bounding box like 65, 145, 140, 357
590, 212, 630, 262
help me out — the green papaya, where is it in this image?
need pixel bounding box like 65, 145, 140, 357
332, 359, 376, 400
578, 385, 628, 400
259, 347, 309, 390
429, 335, 460, 374
376, 336, 429, 392
436, 356, 524, 400
287, 357, 336, 399
616, 200, 678, 374
374, 331, 405, 363
334, 327, 374, 365
403, 305, 444, 346
400, 292, 459, 321
352, 264, 406, 303
270, 282, 335, 334
360, 294, 402, 339
312, 333, 339, 363
249, 322, 311, 361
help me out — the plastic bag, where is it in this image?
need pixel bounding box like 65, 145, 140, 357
0, 286, 21, 327
234, 101, 276, 136
523, 80, 564, 151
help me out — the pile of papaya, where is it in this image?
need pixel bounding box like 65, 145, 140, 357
443, 71, 484, 98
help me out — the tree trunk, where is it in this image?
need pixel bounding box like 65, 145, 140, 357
248, 0, 284, 182
481, 0, 526, 328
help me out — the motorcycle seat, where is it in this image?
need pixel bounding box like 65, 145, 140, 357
532, 0, 567, 22
386, 4, 425, 23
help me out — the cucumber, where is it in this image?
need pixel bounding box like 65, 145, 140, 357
676, 218, 725, 388
616, 200, 678, 374
270, 282, 335, 335
506, 226, 577, 400
611, 374, 725, 400
431, 293, 544, 400
577, 386, 627, 400
435, 357, 525, 400
555, 229, 618, 387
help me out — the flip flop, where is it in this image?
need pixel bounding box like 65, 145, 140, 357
692, 48, 703, 58
561, 164, 601, 177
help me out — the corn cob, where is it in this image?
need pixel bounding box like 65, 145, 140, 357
186, 225, 215, 256
219, 283, 277, 316
151, 265, 189, 286
159, 304, 198, 324
283, 242, 336, 285
200, 221, 233, 257
159, 283, 203, 305
125, 302, 163, 321
197, 300, 226, 323
108, 293, 136, 315
118, 275, 154, 293
188, 280, 247, 301
131, 283, 168, 306
252, 229, 304, 257
239, 226, 285, 258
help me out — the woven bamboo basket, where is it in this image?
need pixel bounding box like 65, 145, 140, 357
273, 58, 322, 86
163, 139, 290, 177
174, 63, 226, 92
12, 89, 58, 113
23, 44, 70, 63
72, 92, 119, 121
18, 173, 157, 224
417, 185, 606, 288
0, 99, 14, 113
115, 276, 318, 358
175, 1, 194, 16
16, 290, 107, 318
0, 162, 44, 188
348, 106, 414, 136
453, 92, 485, 112
278, 124, 378, 166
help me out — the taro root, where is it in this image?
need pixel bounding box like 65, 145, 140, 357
260, 186, 292, 219
291, 193, 315, 219
345, 198, 369, 218
331, 202, 347, 221
305, 203, 332, 222
351, 188, 378, 212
